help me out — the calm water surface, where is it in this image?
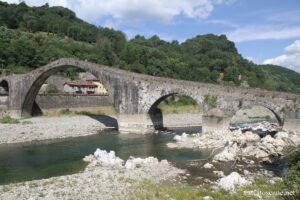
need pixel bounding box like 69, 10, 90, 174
0, 127, 215, 185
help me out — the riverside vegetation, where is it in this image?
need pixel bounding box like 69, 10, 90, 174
0, 2, 300, 93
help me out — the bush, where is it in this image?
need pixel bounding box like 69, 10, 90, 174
47, 84, 59, 94
283, 147, 300, 199
204, 94, 217, 108
0, 115, 20, 124
59, 109, 71, 115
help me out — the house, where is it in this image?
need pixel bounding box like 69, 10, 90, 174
63, 80, 108, 95
87, 79, 108, 95
64, 81, 98, 94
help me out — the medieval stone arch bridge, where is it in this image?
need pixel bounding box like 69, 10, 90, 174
0, 58, 299, 134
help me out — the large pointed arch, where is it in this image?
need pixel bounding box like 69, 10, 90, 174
21, 61, 115, 117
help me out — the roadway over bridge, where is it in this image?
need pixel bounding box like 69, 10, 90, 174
0, 58, 300, 133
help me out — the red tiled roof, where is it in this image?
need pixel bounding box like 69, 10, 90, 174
64, 81, 97, 87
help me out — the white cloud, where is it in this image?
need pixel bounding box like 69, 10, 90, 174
263, 40, 300, 73
284, 40, 300, 54
0, 0, 19, 3
214, 0, 236, 5
205, 19, 238, 28
226, 25, 300, 43
0, 0, 233, 24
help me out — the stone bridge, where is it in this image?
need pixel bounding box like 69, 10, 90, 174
0, 58, 299, 134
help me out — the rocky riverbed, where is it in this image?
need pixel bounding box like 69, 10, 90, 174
0, 115, 116, 144
168, 121, 300, 164
167, 121, 300, 190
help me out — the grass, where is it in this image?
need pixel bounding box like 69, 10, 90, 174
0, 115, 20, 124
158, 104, 201, 114
42, 107, 116, 117
129, 177, 295, 200
248, 115, 272, 120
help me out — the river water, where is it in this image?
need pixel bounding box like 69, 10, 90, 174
0, 127, 217, 185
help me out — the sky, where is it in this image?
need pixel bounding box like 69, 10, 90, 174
1, 0, 300, 73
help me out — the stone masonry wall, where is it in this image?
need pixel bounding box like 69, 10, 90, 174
35, 94, 112, 110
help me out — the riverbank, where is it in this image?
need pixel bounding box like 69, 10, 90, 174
0, 115, 117, 144
0, 113, 203, 144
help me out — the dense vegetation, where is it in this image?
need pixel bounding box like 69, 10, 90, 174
0, 2, 300, 93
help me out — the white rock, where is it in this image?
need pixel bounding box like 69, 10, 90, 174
213, 143, 240, 162
173, 135, 182, 142
243, 170, 250, 175
84, 148, 124, 167
268, 177, 282, 185
203, 196, 213, 200
243, 131, 260, 142
213, 171, 225, 178
173, 133, 188, 142
274, 132, 289, 140
125, 157, 163, 169
217, 172, 251, 191
203, 163, 214, 169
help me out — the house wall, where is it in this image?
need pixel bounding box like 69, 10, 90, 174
93, 82, 108, 95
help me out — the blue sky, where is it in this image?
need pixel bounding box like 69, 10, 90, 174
2, 0, 300, 72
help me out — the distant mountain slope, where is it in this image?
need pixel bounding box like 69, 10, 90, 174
0, 2, 300, 94
260, 64, 300, 93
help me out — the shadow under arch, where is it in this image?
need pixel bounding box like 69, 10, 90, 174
148, 92, 202, 130
0, 80, 9, 95
231, 103, 284, 127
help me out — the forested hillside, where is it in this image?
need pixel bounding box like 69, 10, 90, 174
0, 1, 300, 93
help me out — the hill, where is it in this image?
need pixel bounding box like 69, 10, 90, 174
0, 1, 299, 93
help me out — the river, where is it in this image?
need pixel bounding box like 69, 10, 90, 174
0, 127, 218, 185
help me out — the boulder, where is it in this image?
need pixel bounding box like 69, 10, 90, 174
173, 133, 188, 142
213, 142, 240, 162
274, 131, 289, 140
125, 157, 168, 169
83, 148, 124, 168
217, 172, 251, 191
203, 163, 214, 169
242, 146, 269, 158
243, 131, 260, 142
213, 170, 225, 178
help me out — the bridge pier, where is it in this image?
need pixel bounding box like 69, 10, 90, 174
201, 115, 231, 133
7, 110, 22, 118
117, 114, 157, 134
283, 119, 300, 132
283, 109, 300, 132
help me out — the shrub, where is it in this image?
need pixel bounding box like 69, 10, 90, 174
204, 94, 217, 108
59, 109, 71, 115
283, 147, 300, 200
0, 115, 20, 124
47, 84, 59, 94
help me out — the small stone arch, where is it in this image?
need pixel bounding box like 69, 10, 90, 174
231, 100, 284, 127
147, 92, 202, 130
0, 80, 9, 95
21, 61, 115, 117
